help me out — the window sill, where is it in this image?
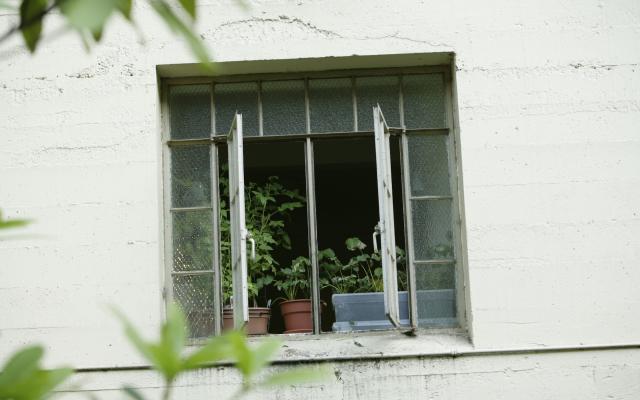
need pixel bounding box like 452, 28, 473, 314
187, 328, 472, 364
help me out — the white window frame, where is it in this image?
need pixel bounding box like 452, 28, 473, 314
160, 65, 468, 338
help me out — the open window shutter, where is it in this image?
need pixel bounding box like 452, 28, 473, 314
373, 105, 400, 327
228, 113, 249, 329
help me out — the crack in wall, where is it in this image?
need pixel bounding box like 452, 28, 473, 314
208, 15, 451, 47
210, 15, 343, 38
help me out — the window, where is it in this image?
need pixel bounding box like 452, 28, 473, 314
162, 66, 464, 338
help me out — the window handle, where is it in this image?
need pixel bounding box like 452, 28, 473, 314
248, 235, 256, 260
372, 223, 381, 253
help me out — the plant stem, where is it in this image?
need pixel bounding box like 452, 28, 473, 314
162, 381, 173, 400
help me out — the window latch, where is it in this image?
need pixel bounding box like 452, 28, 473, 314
372, 223, 381, 253
247, 234, 256, 260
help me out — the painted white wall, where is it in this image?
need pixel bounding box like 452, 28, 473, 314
1, 0, 639, 397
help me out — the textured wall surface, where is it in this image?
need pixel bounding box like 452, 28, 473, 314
1, 0, 639, 398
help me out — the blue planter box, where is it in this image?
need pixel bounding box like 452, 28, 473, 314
332, 290, 456, 331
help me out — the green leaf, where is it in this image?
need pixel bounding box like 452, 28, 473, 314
152, 304, 186, 381
278, 202, 302, 212
178, 0, 195, 19
164, 304, 187, 357
19, 0, 47, 53
59, 0, 118, 35
248, 339, 281, 377
0, 346, 43, 388
260, 366, 330, 387
91, 28, 103, 42
116, 0, 132, 20
28, 368, 74, 399
182, 335, 231, 370
0, 345, 72, 400
227, 331, 252, 377
111, 307, 159, 368
345, 237, 366, 251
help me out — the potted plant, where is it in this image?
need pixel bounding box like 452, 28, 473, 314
219, 168, 305, 334
321, 237, 410, 331
274, 256, 313, 333
324, 236, 457, 330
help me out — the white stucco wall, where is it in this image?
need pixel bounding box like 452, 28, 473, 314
1, 0, 639, 398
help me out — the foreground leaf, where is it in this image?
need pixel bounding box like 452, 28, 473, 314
0, 346, 43, 388
19, 0, 47, 52
0, 345, 73, 400
178, 0, 196, 19
116, 0, 132, 20
182, 335, 232, 370
59, 0, 118, 36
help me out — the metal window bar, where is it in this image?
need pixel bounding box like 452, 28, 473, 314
305, 138, 321, 334
210, 143, 223, 335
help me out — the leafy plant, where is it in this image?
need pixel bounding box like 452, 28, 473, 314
115, 303, 329, 400
318, 248, 358, 294
320, 237, 407, 294
0, 303, 327, 400
344, 237, 384, 293
0, 346, 73, 400
219, 167, 305, 306
274, 256, 310, 301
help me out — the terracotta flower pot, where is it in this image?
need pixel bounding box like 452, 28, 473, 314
280, 299, 313, 333
223, 307, 271, 335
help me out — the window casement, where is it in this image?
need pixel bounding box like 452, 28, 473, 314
162, 66, 465, 338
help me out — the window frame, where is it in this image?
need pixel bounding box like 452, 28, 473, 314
160, 64, 468, 338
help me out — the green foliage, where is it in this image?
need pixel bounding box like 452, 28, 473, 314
115, 303, 329, 399
6, 0, 212, 68
0, 345, 73, 400
18, 0, 46, 52
320, 237, 407, 294
114, 303, 234, 385
0, 303, 328, 400
218, 168, 305, 306
273, 256, 310, 301
318, 248, 357, 294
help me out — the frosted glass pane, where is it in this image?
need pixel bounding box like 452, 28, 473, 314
173, 274, 215, 338
415, 263, 456, 326
403, 74, 445, 129
262, 80, 306, 135
309, 78, 353, 133
356, 76, 400, 130
171, 146, 211, 208
172, 210, 213, 271
416, 263, 455, 290
408, 135, 451, 196
411, 199, 454, 260
215, 82, 259, 136
169, 85, 211, 139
